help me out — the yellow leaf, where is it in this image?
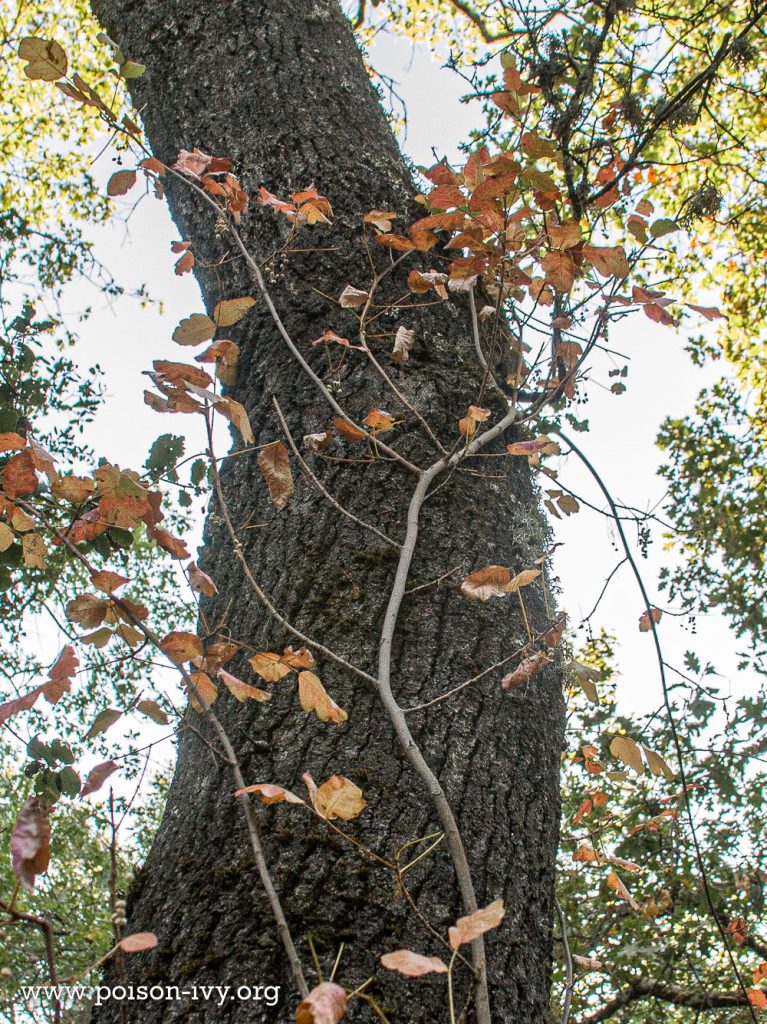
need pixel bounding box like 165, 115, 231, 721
610, 735, 644, 775
213, 297, 256, 327
18, 37, 68, 80
297, 671, 347, 724
172, 313, 215, 346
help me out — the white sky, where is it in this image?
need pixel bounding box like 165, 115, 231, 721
29, 30, 755, 787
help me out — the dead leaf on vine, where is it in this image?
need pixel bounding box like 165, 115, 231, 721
461, 565, 512, 600
297, 671, 347, 724
304, 773, 366, 821
638, 607, 662, 632
107, 170, 137, 197
160, 631, 203, 664
448, 899, 505, 949
234, 783, 305, 805
172, 313, 215, 347
501, 651, 552, 690
380, 950, 448, 976
219, 669, 271, 703
295, 982, 347, 1024
11, 797, 50, 891
363, 409, 395, 433
607, 870, 640, 910
610, 735, 644, 775
392, 326, 415, 366
213, 296, 256, 327
119, 932, 158, 953
257, 441, 293, 509
332, 418, 367, 443
339, 285, 369, 308
188, 562, 218, 596
18, 36, 68, 80
91, 570, 130, 594
187, 671, 217, 712
249, 651, 292, 682
81, 761, 119, 799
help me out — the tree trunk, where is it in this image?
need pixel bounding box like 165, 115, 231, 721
88, 2, 565, 1021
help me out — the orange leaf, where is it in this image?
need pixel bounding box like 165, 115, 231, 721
332, 418, 367, 444
2, 449, 38, 498
297, 671, 347, 724
304, 773, 366, 821
362, 409, 395, 433
638, 607, 662, 632
461, 565, 511, 601
501, 651, 552, 690
219, 669, 271, 703
248, 652, 292, 682
91, 570, 130, 594
160, 631, 204, 664
10, 797, 50, 892
748, 989, 767, 1009
0, 432, 26, 453
234, 783, 304, 805
188, 561, 218, 596
107, 169, 137, 197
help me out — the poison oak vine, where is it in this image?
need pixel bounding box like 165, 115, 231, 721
3, 18, 765, 1024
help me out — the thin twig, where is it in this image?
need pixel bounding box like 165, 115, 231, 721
273, 396, 401, 549
555, 898, 574, 1024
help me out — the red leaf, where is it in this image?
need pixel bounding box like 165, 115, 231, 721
81, 761, 119, 798
107, 170, 137, 197
638, 607, 662, 632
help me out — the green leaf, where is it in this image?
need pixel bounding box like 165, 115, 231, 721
649, 218, 678, 238
120, 61, 146, 79
57, 766, 82, 797
145, 434, 185, 480
84, 708, 122, 740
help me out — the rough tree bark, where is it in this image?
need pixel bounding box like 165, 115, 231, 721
88, 2, 565, 1021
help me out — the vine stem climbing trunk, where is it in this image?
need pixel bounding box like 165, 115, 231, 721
88, 1, 565, 1021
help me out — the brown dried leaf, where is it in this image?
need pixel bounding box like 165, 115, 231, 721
213, 296, 256, 327
392, 326, 415, 366
160, 630, 204, 665
257, 441, 293, 509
